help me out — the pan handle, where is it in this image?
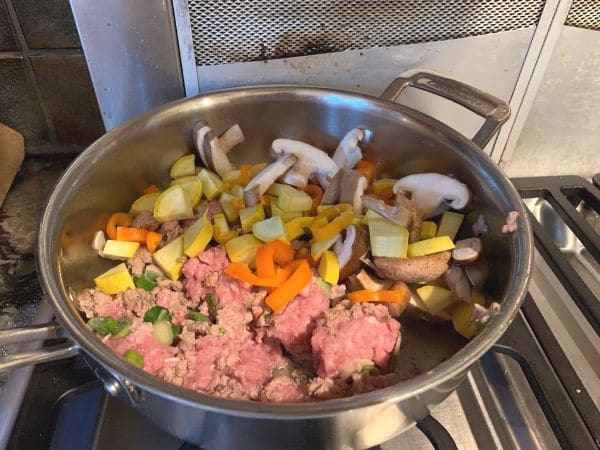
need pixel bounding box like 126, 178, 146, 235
380, 71, 510, 148
0, 323, 79, 372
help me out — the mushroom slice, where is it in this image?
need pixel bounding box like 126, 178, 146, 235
464, 258, 489, 289
192, 121, 233, 177
332, 128, 368, 170
395, 192, 422, 243
339, 170, 368, 211
363, 195, 412, 228
271, 139, 338, 189
243, 154, 297, 206
374, 251, 451, 283
282, 161, 313, 189
444, 265, 471, 302
386, 281, 411, 317
335, 225, 369, 280
321, 170, 343, 205
452, 237, 482, 264
393, 173, 471, 219
218, 123, 245, 154
352, 268, 393, 291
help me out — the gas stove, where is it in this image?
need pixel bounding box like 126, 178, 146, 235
2, 174, 600, 449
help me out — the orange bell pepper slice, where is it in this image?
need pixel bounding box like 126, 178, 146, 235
224, 262, 281, 287
146, 231, 163, 253
356, 160, 377, 183
303, 184, 324, 215
256, 239, 294, 279
116, 227, 149, 243
310, 211, 355, 242
143, 184, 160, 194
232, 198, 246, 210
240, 164, 251, 186
265, 259, 312, 313
348, 288, 410, 303
294, 247, 319, 268
106, 212, 132, 240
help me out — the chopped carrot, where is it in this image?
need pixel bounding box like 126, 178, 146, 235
143, 184, 160, 194
106, 212, 132, 240
232, 198, 246, 210
240, 164, 251, 186
256, 239, 294, 279
265, 259, 312, 313
303, 184, 324, 215
356, 160, 377, 183
116, 227, 148, 243
146, 231, 163, 252
348, 288, 411, 303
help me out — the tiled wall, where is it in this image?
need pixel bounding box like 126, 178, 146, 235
0, 0, 104, 153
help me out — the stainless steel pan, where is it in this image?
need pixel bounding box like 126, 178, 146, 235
0, 72, 532, 449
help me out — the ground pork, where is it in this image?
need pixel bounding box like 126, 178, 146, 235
472, 213, 489, 237
502, 211, 519, 234
268, 283, 329, 360
307, 377, 349, 400
127, 247, 153, 277
117, 288, 155, 317
261, 376, 308, 402
159, 220, 183, 245
311, 300, 401, 379
76, 288, 126, 319
131, 210, 160, 231
351, 372, 400, 395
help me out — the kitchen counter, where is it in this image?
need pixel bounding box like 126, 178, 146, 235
0, 155, 74, 332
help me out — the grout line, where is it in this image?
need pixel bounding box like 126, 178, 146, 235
4, 0, 58, 142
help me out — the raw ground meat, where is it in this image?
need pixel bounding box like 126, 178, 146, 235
130, 210, 160, 231
472, 214, 489, 237
127, 247, 153, 277
160, 220, 182, 245
261, 376, 308, 403
311, 300, 401, 378
502, 211, 519, 234
76, 288, 126, 319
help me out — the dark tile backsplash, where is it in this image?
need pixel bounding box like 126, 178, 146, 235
0, 0, 104, 153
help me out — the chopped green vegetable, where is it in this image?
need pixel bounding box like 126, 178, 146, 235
315, 277, 331, 297
206, 293, 217, 309
134, 271, 159, 291
276, 185, 313, 212
111, 317, 133, 339
88, 316, 119, 335
143, 306, 172, 323
361, 364, 380, 375
466, 319, 486, 334
152, 321, 174, 345
263, 312, 273, 320
187, 311, 209, 322
123, 350, 144, 368
219, 327, 227, 335
171, 323, 181, 336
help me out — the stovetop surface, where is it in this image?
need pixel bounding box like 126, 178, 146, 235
2, 159, 600, 449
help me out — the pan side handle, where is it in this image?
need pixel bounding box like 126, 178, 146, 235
381, 71, 510, 148
0, 323, 79, 372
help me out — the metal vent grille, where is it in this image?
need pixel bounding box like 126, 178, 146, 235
187, 0, 546, 66
565, 0, 600, 30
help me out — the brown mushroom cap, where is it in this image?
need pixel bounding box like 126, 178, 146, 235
339, 225, 369, 280
374, 251, 451, 283
321, 169, 343, 205
452, 237, 482, 264
385, 281, 411, 317
444, 265, 471, 302
363, 195, 412, 228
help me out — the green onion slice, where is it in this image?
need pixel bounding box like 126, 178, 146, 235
134, 271, 159, 291
123, 349, 144, 368
187, 311, 209, 322
206, 293, 217, 310
143, 306, 172, 323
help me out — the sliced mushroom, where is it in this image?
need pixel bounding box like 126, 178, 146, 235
351, 268, 393, 291
282, 161, 313, 189
386, 281, 412, 317
464, 258, 490, 289
271, 139, 338, 189
92, 230, 106, 253
193, 121, 233, 177
395, 192, 422, 243
331, 128, 368, 170
452, 237, 482, 264
243, 154, 297, 206
444, 265, 471, 302
339, 170, 368, 211
321, 170, 343, 205
218, 123, 245, 154
362, 195, 412, 228
335, 225, 370, 280
374, 251, 451, 283
393, 173, 471, 219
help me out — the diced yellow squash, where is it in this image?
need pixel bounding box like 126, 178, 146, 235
129, 193, 160, 216
197, 169, 224, 200
436, 211, 464, 241
153, 236, 186, 280
416, 285, 455, 315
285, 216, 315, 240
248, 163, 267, 179
222, 169, 242, 185
407, 235, 455, 257
362, 208, 386, 224
372, 178, 397, 194
270, 202, 302, 221
230, 184, 244, 199
368, 219, 409, 258
452, 301, 477, 338
420, 221, 438, 240
171, 176, 203, 207
213, 213, 238, 244
239, 203, 265, 234
252, 215, 286, 242
225, 234, 263, 266
276, 185, 313, 212
101, 240, 140, 260
310, 233, 340, 260
219, 192, 240, 222
94, 263, 135, 294
266, 183, 286, 196
315, 203, 353, 215
318, 250, 339, 284
471, 289, 486, 306
183, 215, 213, 257
153, 184, 194, 222
169, 154, 196, 179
